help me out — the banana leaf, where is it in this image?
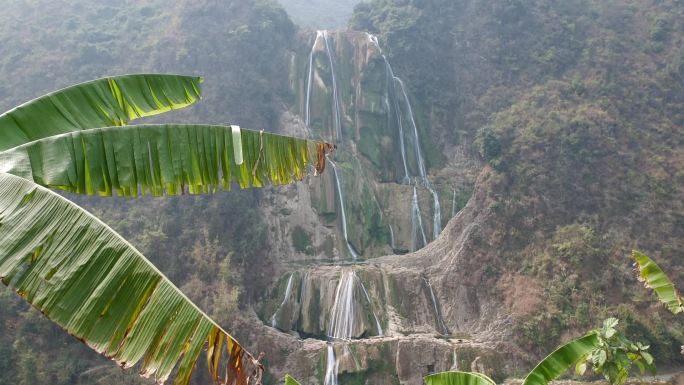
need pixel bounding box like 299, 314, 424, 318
0, 171, 254, 385
632, 250, 683, 314
425, 371, 497, 385
522, 333, 600, 385
285, 375, 303, 385
0, 124, 335, 196
0, 74, 202, 152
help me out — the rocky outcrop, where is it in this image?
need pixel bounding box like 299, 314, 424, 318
251, 29, 516, 384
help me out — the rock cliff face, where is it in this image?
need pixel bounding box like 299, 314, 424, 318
247, 30, 514, 384
256, 160, 519, 383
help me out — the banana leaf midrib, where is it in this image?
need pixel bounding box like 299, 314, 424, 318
0, 123, 333, 197
0, 123, 309, 155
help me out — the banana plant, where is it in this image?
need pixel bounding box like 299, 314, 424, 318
632, 250, 683, 314
0, 74, 334, 385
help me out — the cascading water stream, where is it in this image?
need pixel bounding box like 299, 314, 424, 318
387, 62, 410, 183
322, 30, 342, 142
324, 344, 338, 385
395, 78, 427, 179
327, 270, 383, 339
298, 272, 308, 305
423, 278, 449, 335
428, 185, 442, 238
411, 185, 428, 251
327, 271, 356, 340
304, 31, 322, 127
388, 224, 396, 250
359, 282, 384, 336
452, 189, 457, 218
329, 160, 360, 260
271, 273, 294, 329
305, 30, 342, 142
368, 33, 442, 243
395, 78, 442, 238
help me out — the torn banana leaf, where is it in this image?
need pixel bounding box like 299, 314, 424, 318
0, 172, 253, 385
522, 333, 600, 385
632, 250, 683, 314
0, 74, 202, 152
0, 124, 335, 196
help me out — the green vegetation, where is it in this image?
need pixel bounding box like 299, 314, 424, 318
278, 0, 361, 29
292, 226, 314, 255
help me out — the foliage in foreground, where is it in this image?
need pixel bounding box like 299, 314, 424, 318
0, 74, 333, 385
286, 318, 655, 385
632, 250, 683, 315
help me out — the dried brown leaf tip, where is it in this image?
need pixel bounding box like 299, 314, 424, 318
314, 143, 337, 176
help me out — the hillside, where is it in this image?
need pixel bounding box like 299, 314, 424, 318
0, 0, 682, 384
277, 0, 361, 29
349, 0, 684, 359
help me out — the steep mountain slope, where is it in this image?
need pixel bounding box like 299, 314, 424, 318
277, 0, 361, 29
349, 0, 684, 360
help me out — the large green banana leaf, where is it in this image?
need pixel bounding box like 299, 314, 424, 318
425, 371, 497, 385
521, 333, 600, 385
0, 124, 335, 196
632, 250, 683, 314
0, 171, 257, 385
0, 74, 202, 152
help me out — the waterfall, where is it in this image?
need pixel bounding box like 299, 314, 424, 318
324, 344, 339, 385
388, 224, 396, 250
305, 31, 322, 127
427, 184, 442, 238
271, 273, 295, 329
386, 60, 410, 183
411, 185, 427, 251
423, 278, 449, 335
395, 77, 442, 238
395, 78, 427, 179
451, 350, 459, 371
329, 160, 360, 260
359, 280, 384, 336
298, 271, 308, 305
327, 270, 382, 339
322, 30, 342, 141
327, 270, 357, 340
452, 189, 457, 218
369, 33, 442, 244
305, 30, 342, 142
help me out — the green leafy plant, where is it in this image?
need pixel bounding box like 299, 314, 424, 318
576, 318, 655, 385
0, 74, 333, 385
